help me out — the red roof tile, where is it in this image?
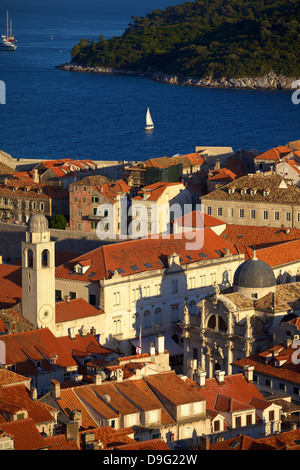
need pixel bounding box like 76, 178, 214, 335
55, 298, 103, 323
55, 228, 238, 282
254, 146, 291, 162
0, 418, 48, 450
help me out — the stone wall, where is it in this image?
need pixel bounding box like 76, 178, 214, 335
0, 222, 119, 261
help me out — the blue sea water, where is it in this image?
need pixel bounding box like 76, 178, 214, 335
0, 0, 299, 161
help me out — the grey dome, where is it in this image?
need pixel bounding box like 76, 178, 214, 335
233, 255, 276, 289
28, 213, 49, 232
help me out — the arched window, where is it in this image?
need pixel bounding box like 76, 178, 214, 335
208, 315, 216, 329
27, 249, 33, 268
143, 311, 151, 328
133, 313, 140, 330
219, 316, 227, 332
41, 249, 50, 267
154, 308, 162, 326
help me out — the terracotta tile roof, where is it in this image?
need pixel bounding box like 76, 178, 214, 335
0, 317, 8, 333
0, 264, 22, 308
257, 428, 300, 449
80, 426, 135, 448
0, 418, 47, 450
113, 438, 170, 450
57, 386, 99, 429
190, 373, 264, 415
93, 179, 132, 203
254, 146, 291, 162
202, 174, 300, 204
145, 371, 205, 406
146, 153, 204, 169
132, 182, 183, 202
287, 140, 300, 151
215, 395, 254, 413
74, 385, 121, 420
57, 333, 115, 358
0, 369, 29, 386
0, 328, 77, 374
55, 227, 238, 282
174, 210, 225, 229
43, 434, 80, 450
209, 434, 275, 450
91, 382, 140, 416
74, 174, 110, 186
208, 168, 239, 182
114, 378, 165, 412
232, 342, 300, 385
0, 180, 68, 200
55, 298, 103, 323
254, 283, 300, 311
0, 383, 55, 425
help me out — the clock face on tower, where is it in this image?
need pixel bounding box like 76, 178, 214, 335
38, 304, 54, 325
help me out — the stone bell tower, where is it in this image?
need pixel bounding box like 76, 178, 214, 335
21, 214, 55, 333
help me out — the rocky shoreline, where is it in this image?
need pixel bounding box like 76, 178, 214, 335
56, 62, 299, 91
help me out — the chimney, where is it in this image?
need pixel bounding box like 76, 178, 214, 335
199, 436, 210, 450
94, 373, 102, 386
64, 295, 71, 303
150, 341, 156, 362
30, 387, 38, 401
82, 432, 97, 450
215, 370, 225, 383
156, 334, 165, 355
50, 380, 61, 400
65, 421, 79, 447
68, 327, 76, 339
116, 369, 123, 382
32, 169, 39, 183
196, 370, 206, 388
243, 365, 254, 382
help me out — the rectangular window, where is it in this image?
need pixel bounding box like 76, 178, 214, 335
113, 292, 120, 305
89, 294, 96, 306
171, 279, 178, 294
214, 420, 220, 432
239, 208, 244, 218
266, 378, 271, 387
235, 416, 241, 428
55, 290, 62, 301
69, 292, 76, 300
297, 212, 300, 223
251, 209, 256, 219
246, 414, 252, 426
207, 206, 212, 215
264, 210, 269, 220
189, 277, 196, 289
286, 212, 291, 222
217, 207, 222, 216
274, 211, 280, 221
269, 410, 275, 421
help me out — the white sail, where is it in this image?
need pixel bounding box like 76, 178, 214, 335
145, 107, 154, 129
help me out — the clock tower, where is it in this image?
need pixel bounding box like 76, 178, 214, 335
22, 214, 56, 333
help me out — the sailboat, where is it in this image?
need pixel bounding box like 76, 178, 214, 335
145, 107, 154, 130
0, 11, 17, 51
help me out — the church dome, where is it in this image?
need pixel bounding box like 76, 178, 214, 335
233, 254, 276, 289
28, 213, 49, 233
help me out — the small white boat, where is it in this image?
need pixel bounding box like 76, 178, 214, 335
145, 107, 154, 130
0, 12, 17, 51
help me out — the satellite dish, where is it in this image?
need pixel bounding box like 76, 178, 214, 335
103, 394, 111, 403
100, 370, 107, 380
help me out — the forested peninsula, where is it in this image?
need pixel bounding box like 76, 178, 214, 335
58, 0, 300, 89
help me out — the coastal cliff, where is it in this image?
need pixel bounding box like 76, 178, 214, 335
56, 63, 298, 91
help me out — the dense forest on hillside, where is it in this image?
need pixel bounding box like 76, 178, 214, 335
70, 0, 300, 78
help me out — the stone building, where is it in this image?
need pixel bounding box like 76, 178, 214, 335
201, 173, 300, 229
181, 253, 300, 379
0, 180, 68, 224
